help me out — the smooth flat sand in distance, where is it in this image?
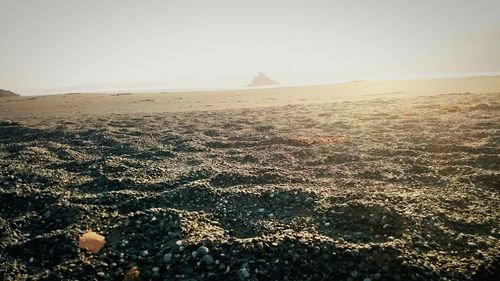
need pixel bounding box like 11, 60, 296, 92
2, 75, 500, 118
0, 76, 499, 280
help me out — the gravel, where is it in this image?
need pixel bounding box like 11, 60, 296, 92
0, 93, 499, 280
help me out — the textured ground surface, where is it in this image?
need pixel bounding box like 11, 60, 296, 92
0, 92, 499, 280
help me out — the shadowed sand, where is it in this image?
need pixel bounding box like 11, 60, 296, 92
0, 76, 499, 280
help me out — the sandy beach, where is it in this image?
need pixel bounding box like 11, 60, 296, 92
1, 77, 499, 280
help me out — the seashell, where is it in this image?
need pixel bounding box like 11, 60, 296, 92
78, 231, 106, 254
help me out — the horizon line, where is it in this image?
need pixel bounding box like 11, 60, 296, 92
12, 71, 500, 97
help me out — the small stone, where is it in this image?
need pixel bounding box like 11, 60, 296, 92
374, 273, 382, 280
350, 271, 359, 278
163, 253, 172, 263
29, 257, 34, 263
324, 222, 330, 227
175, 240, 183, 246
363, 278, 372, 281
0, 119, 14, 126
96, 272, 105, 278
151, 271, 161, 280
140, 250, 149, 256
305, 197, 314, 204
427, 252, 437, 260
201, 255, 214, 265
383, 224, 390, 229
192, 251, 198, 258
152, 267, 160, 272
257, 208, 265, 213
237, 268, 250, 279
197, 246, 210, 256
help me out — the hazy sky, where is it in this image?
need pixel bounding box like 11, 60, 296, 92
1, 0, 500, 94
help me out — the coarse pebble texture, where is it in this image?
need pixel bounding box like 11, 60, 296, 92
0, 92, 499, 280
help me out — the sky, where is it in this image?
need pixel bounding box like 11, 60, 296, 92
1, 0, 500, 95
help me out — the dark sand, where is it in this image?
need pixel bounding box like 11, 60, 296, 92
0, 77, 499, 280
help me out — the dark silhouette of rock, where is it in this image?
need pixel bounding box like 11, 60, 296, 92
246, 73, 279, 87
0, 89, 19, 97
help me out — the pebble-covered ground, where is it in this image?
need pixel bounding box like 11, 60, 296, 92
0, 93, 499, 281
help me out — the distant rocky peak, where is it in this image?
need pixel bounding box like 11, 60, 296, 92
246, 73, 279, 87
0, 89, 19, 97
